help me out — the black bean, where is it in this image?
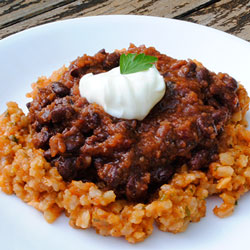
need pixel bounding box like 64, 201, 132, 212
57, 157, 77, 181
51, 82, 70, 97
70, 65, 90, 78
33, 128, 50, 149
103, 52, 120, 70
64, 134, 85, 152
154, 81, 178, 113
188, 62, 197, 72
178, 61, 197, 78
222, 74, 238, 90
189, 150, 209, 170
209, 81, 239, 111
151, 165, 174, 184
196, 68, 209, 83
97, 49, 106, 54
190, 145, 218, 170
205, 97, 220, 108
26, 102, 31, 109
32, 121, 42, 132
197, 114, 217, 138
51, 106, 74, 123
105, 165, 124, 188
44, 149, 52, 161
126, 173, 150, 202
212, 109, 228, 125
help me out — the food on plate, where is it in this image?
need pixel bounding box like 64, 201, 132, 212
1, 44, 250, 243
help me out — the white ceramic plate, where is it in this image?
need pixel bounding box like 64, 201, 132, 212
0, 15, 250, 250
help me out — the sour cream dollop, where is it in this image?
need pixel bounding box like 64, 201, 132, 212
79, 66, 165, 120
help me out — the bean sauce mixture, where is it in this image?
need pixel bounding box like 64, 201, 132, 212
27, 45, 239, 202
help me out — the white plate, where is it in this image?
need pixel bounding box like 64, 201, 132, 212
0, 15, 250, 250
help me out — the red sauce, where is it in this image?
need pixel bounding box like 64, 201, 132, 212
27, 45, 239, 201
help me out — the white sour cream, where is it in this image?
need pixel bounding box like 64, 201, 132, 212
79, 66, 165, 120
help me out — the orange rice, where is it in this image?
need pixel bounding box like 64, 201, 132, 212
0, 66, 250, 243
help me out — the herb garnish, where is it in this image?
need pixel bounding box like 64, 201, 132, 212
185, 206, 191, 217
9, 135, 19, 143
120, 53, 157, 74
160, 193, 166, 201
